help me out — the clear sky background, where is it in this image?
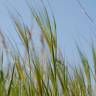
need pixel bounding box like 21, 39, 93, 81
0, 0, 96, 67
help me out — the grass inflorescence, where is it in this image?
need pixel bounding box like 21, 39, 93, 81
0, 0, 96, 96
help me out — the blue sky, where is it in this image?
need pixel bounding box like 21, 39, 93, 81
0, 0, 96, 66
